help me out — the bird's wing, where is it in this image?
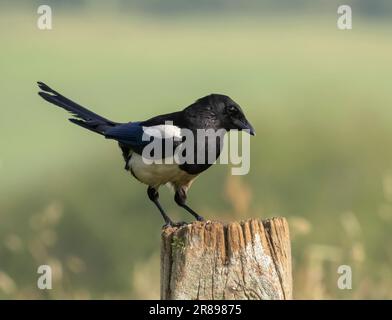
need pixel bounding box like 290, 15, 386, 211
105, 122, 183, 156
105, 122, 146, 147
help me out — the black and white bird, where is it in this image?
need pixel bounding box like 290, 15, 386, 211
37, 82, 255, 227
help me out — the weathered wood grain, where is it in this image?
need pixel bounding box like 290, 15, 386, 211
161, 218, 292, 300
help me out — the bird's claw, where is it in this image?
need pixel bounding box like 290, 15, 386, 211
162, 221, 188, 229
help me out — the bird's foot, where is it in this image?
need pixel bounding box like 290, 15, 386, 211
194, 215, 205, 222
162, 220, 188, 229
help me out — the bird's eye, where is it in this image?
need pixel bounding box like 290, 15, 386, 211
227, 105, 239, 115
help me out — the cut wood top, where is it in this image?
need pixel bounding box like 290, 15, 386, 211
161, 218, 292, 300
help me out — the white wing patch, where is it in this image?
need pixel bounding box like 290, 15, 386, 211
142, 124, 182, 139
132, 124, 195, 189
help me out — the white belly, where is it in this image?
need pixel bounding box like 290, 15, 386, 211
128, 153, 196, 189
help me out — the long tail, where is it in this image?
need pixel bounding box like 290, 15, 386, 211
37, 81, 119, 135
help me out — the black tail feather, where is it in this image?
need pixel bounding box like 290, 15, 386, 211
37, 82, 118, 134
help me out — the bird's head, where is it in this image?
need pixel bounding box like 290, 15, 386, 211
185, 94, 255, 135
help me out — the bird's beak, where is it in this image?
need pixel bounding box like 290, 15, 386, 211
233, 118, 256, 136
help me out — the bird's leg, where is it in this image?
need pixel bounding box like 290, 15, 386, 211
147, 186, 173, 226
174, 188, 205, 222
147, 187, 187, 228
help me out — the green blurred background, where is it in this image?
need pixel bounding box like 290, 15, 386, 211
1, 0, 392, 299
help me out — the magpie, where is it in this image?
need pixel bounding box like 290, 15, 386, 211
37, 82, 255, 227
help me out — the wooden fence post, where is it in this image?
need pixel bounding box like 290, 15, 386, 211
161, 217, 292, 300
